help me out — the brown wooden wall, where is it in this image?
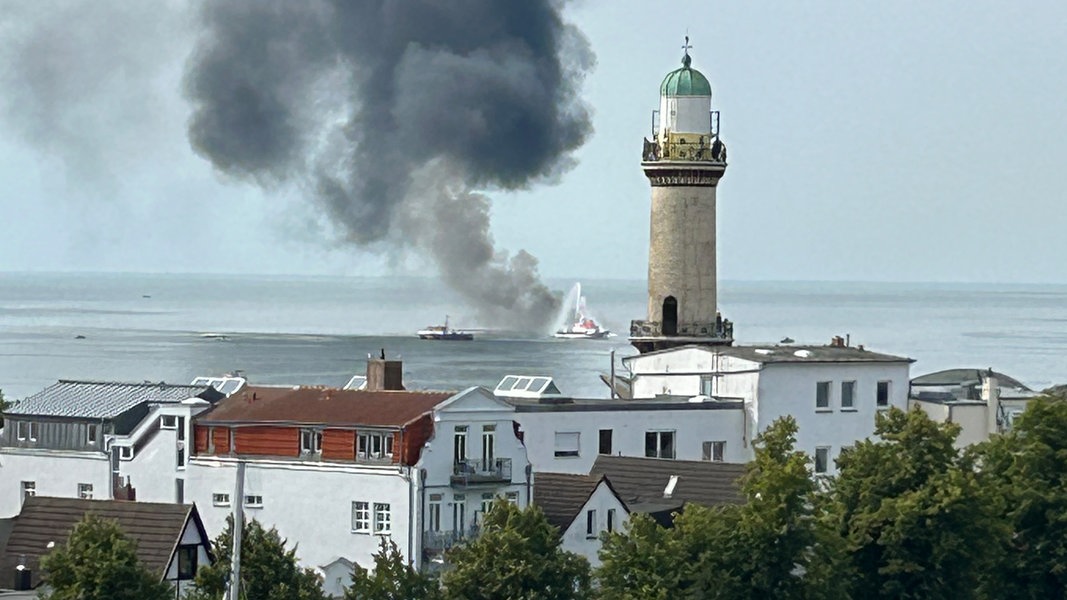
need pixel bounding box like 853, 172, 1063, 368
401, 415, 435, 466
233, 426, 300, 457
194, 426, 209, 454
212, 427, 231, 455
322, 429, 355, 461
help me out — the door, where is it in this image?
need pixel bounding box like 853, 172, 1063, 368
662, 296, 678, 335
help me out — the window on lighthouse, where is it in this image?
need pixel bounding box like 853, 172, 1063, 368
663, 297, 678, 336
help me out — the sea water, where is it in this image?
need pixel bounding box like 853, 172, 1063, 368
1, 272, 1065, 400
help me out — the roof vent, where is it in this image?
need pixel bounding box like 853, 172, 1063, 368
493, 375, 563, 400
754, 348, 774, 355
663, 475, 679, 498
794, 350, 814, 358
688, 394, 711, 403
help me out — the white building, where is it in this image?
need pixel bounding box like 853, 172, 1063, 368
0, 380, 225, 519
910, 368, 1038, 447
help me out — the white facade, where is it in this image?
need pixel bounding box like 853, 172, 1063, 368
557, 480, 628, 568
514, 404, 746, 475
116, 402, 208, 505
626, 345, 912, 474
0, 450, 110, 517
659, 96, 711, 136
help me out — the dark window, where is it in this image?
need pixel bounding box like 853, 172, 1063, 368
176, 545, 198, 580
877, 381, 891, 407
645, 431, 675, 459
816, 381, 831, 410
586, 509, 597, 537
814, 447, 830, 474
662, 296, 678, 336
607, 508, 616, 532
598, 429, 613, 455
703, 441, 725, 462
841, 381, 856, 409
175, 479, 184, 504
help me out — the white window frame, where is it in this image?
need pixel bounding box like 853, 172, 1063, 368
454, 425, 468, 464
16, 421, 29, 441
244, 495, 263, 508
161, 415, 178, 429
644, 430, 676, 459
300, 428, 322, 455
428, 494, 442, 532
373, 502, 391, 534
816, 381, 832, 411
118, 446, 134, 460
86, 423, 99, 445
212, 493, 231, 507
699, 375, 714, 397
358, 432, 394, 460
78, 483, 93, 499
21, 481, 35, 501
703, 440, 725, 462
877, 380, 891, 408
352, 501, 370, 533
553, 432, 580, 458
814, 446, 831, 474
505, 491, 519, 505
841, 380, 857, 410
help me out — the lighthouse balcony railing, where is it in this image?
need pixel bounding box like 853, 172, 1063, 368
649, 110, 720, 139
630, 319, 733, 340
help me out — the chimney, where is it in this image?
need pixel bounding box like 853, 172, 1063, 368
366, 350, 404, 391
982, 369, 1000, 436
830, 336, 845, 348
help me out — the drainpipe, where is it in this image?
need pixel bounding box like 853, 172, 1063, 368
524, 464, 532, 507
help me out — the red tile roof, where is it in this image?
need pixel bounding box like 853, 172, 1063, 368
196, 386, 455, 428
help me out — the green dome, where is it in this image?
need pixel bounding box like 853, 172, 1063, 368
659, 53, 712, 97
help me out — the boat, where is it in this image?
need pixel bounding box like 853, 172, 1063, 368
417, 316, 474, 341
554, 284, 612, 339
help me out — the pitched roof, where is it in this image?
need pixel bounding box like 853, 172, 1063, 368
590, 455, 746, 510
911, 368, 1031, 391
0, 497, 197, 588
624, 344, 913, 365
9, 380, 215, 419
197, 386, 455, 427
533, 473, 612, 530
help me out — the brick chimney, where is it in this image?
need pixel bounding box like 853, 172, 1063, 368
366, 349, 404, 391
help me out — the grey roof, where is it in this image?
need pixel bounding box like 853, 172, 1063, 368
9, 380, 214, 419
590, 455, 746, 510
507, 396, 743, 412
911, 368, 1030, 391
0, 497, 204, 589
533, 473, 615, 531
623, 344, 913, 365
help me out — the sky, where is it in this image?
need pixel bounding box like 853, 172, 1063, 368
1, 0, 1066, 284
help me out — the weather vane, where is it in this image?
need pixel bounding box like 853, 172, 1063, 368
682, 34, 692, 55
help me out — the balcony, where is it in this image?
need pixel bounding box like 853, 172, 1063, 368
450, 458, 512, 487
630, 319, 734, 353
423, 525, 481, 553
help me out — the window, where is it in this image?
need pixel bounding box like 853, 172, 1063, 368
373, 502, 391, 534
586, 509, 597, 538
554, 432, 580, 458
300, 429, 322, 454
17, 421, 38, 442
212, 493, 230, 506
21, 481, 35, 503
161, 415, 177, 429
598, 429, 613, 455
244, 495, 263, 508
454, 426, 468, 464
480, 493, 494, 516
816, 381, 832, 410
452, 495, 466, 533
644, 431, 675, 459
428, 494, 442, 532
177, 416, 186, 441
482, 425, 495, 464
607, 508, 616, 533
176, 545, 198, 580
814, 447, 830, 474
352, 501, 370, 532
78, 483, 93, 499
699, 375, 714, 397
505, 491, 519, 505
175, 479, 185, 504
358, 432, 394, 460
119, 446, 134, 460
86, 423, 98, 445
702, 441, 725, 462
841, 381, 856, 410
877, 381, 891, 408
176, 442, 186, 469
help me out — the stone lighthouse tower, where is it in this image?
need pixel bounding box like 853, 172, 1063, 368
630, 39, 733, 354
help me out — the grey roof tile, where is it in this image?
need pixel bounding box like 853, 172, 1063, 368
533, 473, 607, 530
590, 455, 746, 509
9, 381, 213, 419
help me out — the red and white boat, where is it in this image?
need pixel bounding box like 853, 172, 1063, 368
554, 284, 612, 339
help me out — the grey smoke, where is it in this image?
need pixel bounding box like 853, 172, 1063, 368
184, 1, 595, 330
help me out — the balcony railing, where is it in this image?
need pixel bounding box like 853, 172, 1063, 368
450, 458, 512, 487
423, 524, 482, 552
630, 318, 733, 340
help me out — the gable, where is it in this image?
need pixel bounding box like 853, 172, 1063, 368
435, 387, 516, 416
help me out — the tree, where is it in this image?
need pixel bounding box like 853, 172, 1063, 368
441, 499, 591, 600
187, 517, 327, 600
977, 396, 1067, 598
597, 417, 845, 600
346, 537, 441, 600
829, 407, 1005, 600
40, 513, 172, 600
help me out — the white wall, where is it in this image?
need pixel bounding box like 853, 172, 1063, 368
658, 96, 711, 136
0, 450, 111, 517
629, 348, 760, 399
186, 457, 415, 572
515, 406, 747, 475
758, 362, 911, 474
558, 481, 628, 568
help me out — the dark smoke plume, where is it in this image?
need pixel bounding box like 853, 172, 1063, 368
184, 1, 595, 331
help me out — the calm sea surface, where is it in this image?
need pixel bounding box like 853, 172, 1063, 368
1, 273, 1065, 400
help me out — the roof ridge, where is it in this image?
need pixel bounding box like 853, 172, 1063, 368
54, 379, 205, 388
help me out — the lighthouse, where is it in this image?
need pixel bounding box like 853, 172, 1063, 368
630, 38, 733, 354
